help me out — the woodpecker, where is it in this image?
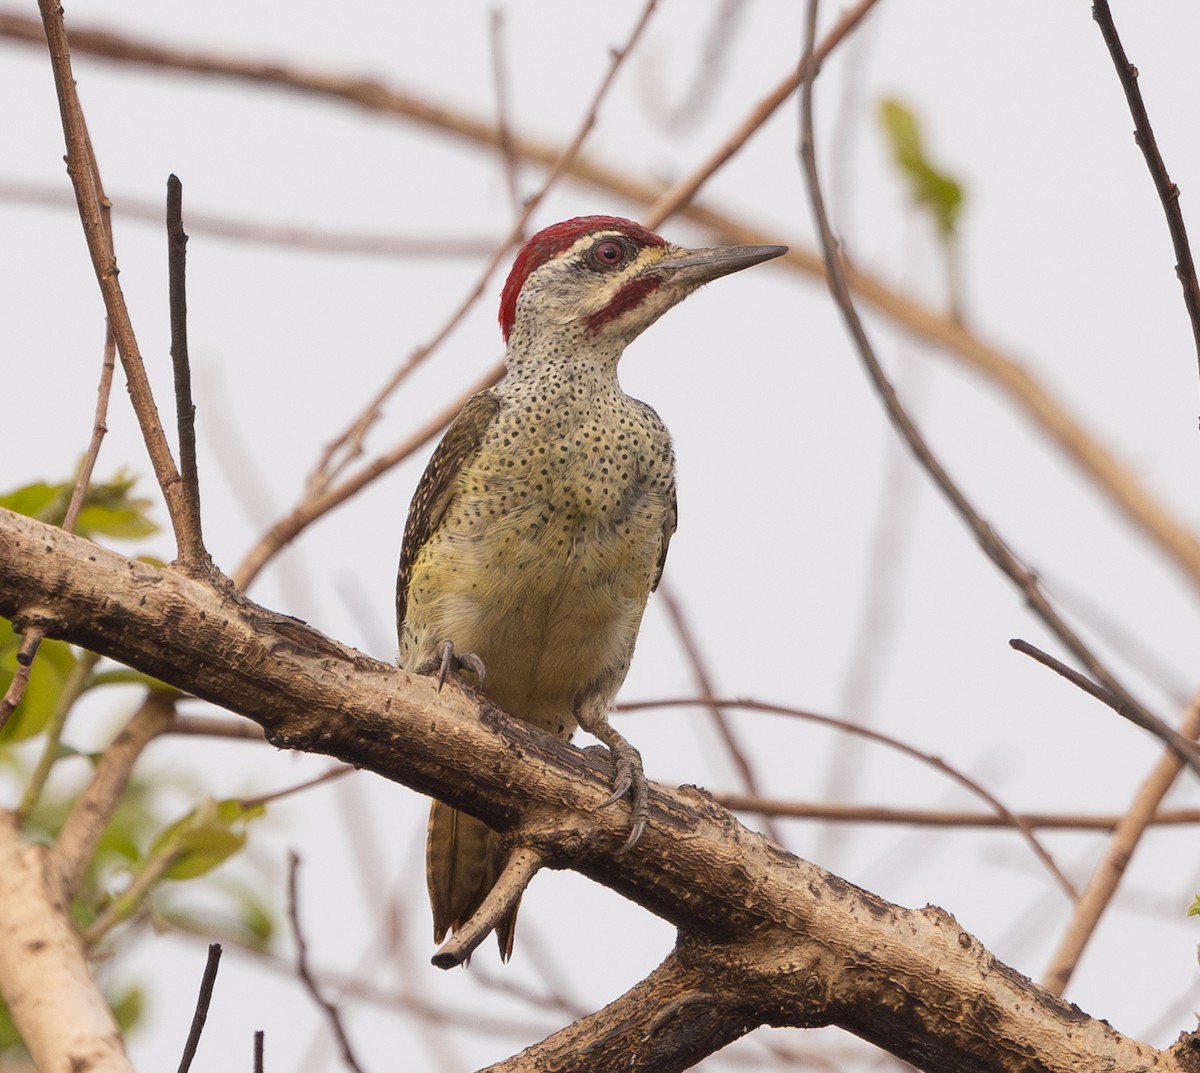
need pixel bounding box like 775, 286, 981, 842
397, 216, 786, 958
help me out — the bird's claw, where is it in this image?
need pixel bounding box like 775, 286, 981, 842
417, 640, 486, 692
597, 741, 648, 856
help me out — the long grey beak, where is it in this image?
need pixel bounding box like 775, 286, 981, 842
659, 242, 788, 287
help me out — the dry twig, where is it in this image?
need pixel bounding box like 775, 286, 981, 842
288, 853, 367, 1073
176, 944, 222, 1073
1041, 689, 1200, 995
795, 0, 1200, 780
1091, 0, 1200, 387
623, 695, 1076, 898
166, 175, 208, 571
658, 584, 787, 846
9, 9, 1198, 599
36, 1, 189, 545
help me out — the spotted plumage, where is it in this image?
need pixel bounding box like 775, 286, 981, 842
397, 217, 786, 959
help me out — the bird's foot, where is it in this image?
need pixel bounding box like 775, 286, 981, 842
597, 737, 648, 856
416, 640, 487, 692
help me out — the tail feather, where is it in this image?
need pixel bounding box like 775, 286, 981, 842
426, 800, 520, 959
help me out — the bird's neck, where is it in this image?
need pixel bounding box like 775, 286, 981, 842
502, 325, 627, 403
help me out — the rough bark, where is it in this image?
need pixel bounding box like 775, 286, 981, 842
1, 506, 1196, 1073
0, 812, 132, 1073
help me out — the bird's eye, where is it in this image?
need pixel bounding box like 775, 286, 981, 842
592, 239, 627, 268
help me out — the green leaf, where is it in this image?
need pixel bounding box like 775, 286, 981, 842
162, 828, 247, 880
1187, 894, 1200, 917
0, 481, 63, 521
878, 98, 964, 241
108, 986, 143, 1034
149, 798, 266, 881
0, 471, 158, 540
0, 999, 22, 1050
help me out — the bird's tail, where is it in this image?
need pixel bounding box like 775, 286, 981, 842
426, 800, 520, 960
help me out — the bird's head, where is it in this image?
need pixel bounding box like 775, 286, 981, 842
499, 216, 786, 360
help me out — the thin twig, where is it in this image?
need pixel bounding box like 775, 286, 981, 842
622, 695, 1077, 899
489, 9, 522, 218
711, 794, 1200, 830
174, 928, 556, 1041
167, 713, 267, 739
0, 319, 117, 733
0, 181, 497, 255
232, 362, 502, 589
16, 650, 100, 819
54, 691, 176, 894
305, 0, 662, 500
36, 1, 189, 541
0, 631, 42, 735
1091, 0, 1200, 389
1011, 639, 1200, 763
1041, 689, 1200, 996
254, 1030, 264, 1073
795, 0, 1200, 779
82, 840, 183, 946
816, 375, 924, 858
176, 944, 222, 1073
287, 853, 367, 1073
658, 584, 786, 845
167, 174, 209, 571
63, 326, 118, 535
652, 0, 748, 131
238, 764, 354, 809
643, 0, 882, 229
13, 12, 1200, 599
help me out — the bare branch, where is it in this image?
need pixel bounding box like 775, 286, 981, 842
238, 764, 354, 809
489, 9, 522, 218
658, 584, 786, 845
166, 174, 209, 571
0, 180, 497, 255
176, 944, 222, 1073
795, 0, 1200, 780
3, 509, 1183, 1072
231, 362, 502, 590
477, 952, 754, 1073
7, 13, 1200, 597
0, 318, 117, 732
35, 2, 192, 550
712, 794, 1200, 830
643, 0, 883, 228
0, 629, 42, 734
1042, 690, 1200, 996
53, 690, 176, 894
288, 853, 367, 1073
17, 650, 100, 819
1091, 0, 1200, 389
623, 696, 1075, 898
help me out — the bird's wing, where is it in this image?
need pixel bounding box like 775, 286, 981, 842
396, 390, 502, 633
652, 481, 676, 592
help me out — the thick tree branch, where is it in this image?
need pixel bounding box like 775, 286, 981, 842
0, 508, 1193, 1072
0, 811, 133, 1073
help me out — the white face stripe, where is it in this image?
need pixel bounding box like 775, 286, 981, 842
534, 232, 669, 316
